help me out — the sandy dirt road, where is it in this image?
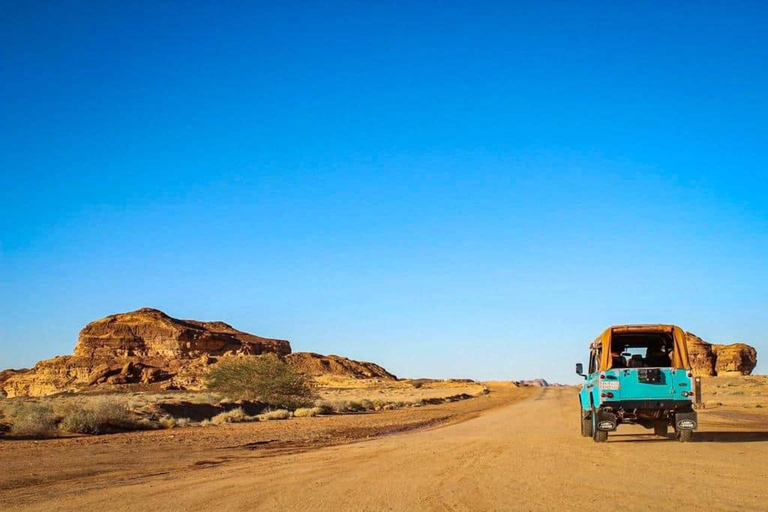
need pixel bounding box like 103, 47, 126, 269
7, 387, 768, 511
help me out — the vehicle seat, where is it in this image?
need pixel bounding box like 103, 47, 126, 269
629, 355, 644, 368
645, 350, 671, 367
611, 355, 628, 368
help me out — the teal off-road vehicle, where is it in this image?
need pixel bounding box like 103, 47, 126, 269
576, 324, 698, 443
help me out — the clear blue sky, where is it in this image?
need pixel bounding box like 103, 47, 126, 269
1, 1, 766, 383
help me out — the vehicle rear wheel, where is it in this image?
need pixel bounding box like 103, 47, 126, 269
592, 412, 607, 442
581, 412, 593, 437
678, 430, 693, 443
654, 424, 668, 437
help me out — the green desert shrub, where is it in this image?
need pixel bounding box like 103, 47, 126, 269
8, 402, 57, 438
205, 354, 315, 409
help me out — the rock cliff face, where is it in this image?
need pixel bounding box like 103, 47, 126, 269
1, 308, 394, 397
686, 332, 757, 377
74, 308, 291, 360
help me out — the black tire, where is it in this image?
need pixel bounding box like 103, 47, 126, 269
654, 424, 668, 437
581, 412, 593, 438
678, 430, 693, 443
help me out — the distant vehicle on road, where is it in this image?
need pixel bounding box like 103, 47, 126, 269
576, 324, 697, 442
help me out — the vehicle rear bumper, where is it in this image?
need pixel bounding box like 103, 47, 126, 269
602, 399, 693, 410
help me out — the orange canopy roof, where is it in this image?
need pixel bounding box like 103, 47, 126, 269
593, 324, 692, 371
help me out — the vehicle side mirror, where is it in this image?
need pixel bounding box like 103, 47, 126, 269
575, 363, 585, 378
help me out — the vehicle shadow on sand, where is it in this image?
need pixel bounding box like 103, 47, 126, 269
609, 432, 768, 443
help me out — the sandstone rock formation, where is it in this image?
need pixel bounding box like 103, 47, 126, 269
285, 352, 396, 380
1, 308, 395, 397
75, 308, 291, 360
686, 332, 757, 377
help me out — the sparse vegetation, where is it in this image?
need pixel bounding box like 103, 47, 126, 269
205, 354, 315, 409
293, 407, 324, 417
159, 415, 191, 429
7, 402, 57, 438
210, 407, 256, 425
313, 402, 335, 415
259, 409, 291, 420
57, 397, 140, 435
0, 376, 488, 438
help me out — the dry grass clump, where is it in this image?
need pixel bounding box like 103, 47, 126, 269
314, 400, 339, 415
186, 392, 223, 405
341, 400, 365, 412
317, 398, 418, 414
158, 416, 191, 429
6, 402, 57, 438
313, 403, 335, 415
335, 400, 368, 413
57, 397, 140, 435
210, 407, 258, 425
293, 407, 325, 417
259, 409, 291, 420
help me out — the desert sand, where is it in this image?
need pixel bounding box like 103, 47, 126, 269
2, 378, 767, 511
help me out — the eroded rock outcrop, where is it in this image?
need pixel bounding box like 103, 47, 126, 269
686, 332, 757, 377
285, 352, 396, 380
1, 308, 394, 397
74, 308, 291, 359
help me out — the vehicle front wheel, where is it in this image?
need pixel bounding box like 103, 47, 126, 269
581, 411, 593, 437
678, 430, 693, 443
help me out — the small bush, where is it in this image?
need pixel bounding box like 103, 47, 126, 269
8, 403, 57, 438
293, 407, 323, 418
314, 403, 335, 415
158, 415, 176, 429
58, 397, 138, 435
260, 409, 291, 420
158, 415, 190, 429
343, 400, 366, 412
317, 400, 344, 414
206, 354, 315, 409
210, 407, 256, 425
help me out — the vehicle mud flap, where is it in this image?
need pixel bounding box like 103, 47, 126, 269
595, 409, 618, 432
675, 411, 698, 431
581, 409, 593, 437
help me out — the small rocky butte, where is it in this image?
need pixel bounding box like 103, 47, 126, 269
0, 308, 396, 397
686, 332, 757, 377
